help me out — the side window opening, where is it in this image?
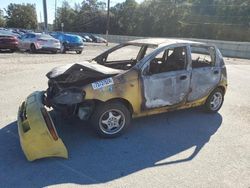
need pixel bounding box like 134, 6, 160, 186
191, 46, 215, 68
148, 46, 187, 75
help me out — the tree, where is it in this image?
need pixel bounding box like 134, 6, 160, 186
54, 1, 76, 31
110, 0, 139, 35
54, 0, 106, 33
0, 9, 5, 27
53, 0, 250, 41
5, 3, 37, 29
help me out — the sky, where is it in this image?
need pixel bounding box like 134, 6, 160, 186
0, 0, 144, 24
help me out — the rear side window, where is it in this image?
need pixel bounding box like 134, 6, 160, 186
65, 35, 82, 43
39, 34, 54, 40
191, 46, 215, 68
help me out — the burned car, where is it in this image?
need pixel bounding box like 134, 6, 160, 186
18, 38, 227, 161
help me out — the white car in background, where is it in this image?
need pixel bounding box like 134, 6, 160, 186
18, 33, 61, 53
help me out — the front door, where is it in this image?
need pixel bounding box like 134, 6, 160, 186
141, 46, 191, 109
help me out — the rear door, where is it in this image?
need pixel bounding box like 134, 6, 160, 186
187, 45, 221, 101
141, 45, 191, 109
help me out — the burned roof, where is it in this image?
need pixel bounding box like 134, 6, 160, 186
127, 38, 204, 47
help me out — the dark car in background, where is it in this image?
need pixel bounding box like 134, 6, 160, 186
51, 33, 84, 54
81, 34, 93, 42
88, 34, 107, 43
0, 31, 19, 52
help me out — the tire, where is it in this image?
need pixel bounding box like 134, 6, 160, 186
60, 44, 66, 53
10, 49, 15, 53
30, 44, 36, 53
90, 102, 131, 138
76, 50, 82, 54
51, 50, 58, 54
204, 88, 224, 113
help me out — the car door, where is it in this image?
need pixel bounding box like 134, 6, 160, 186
187, 45, 221, 101
19, 34, 28, 49
26, 34, 36, 49
141, 45, 191, 109
21, 34, 32, 50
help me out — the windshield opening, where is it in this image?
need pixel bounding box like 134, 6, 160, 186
94, 44, 157, 71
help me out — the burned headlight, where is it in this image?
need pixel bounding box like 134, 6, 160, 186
52, 88, 85, 105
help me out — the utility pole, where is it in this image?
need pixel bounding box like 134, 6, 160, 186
55, 0, 57, 31
43, 0, 48, 33
106, 0, 110, 46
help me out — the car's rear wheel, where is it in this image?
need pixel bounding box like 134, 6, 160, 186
30, 44, 36, 53
90, 102, 131, 138
76, 50, 82, 54
204, 88, 224, 113
60, 44, 66, 53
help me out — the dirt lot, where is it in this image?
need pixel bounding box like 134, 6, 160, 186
0, 44, 249, 188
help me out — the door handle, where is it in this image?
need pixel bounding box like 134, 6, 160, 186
214, 70, 219, 74
180, 75, 187, 80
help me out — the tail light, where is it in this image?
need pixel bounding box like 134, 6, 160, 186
0, 36, 17, 42
40, 108, 59, 141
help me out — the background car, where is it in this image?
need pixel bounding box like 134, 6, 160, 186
0, 31, 19, 52
50, 32, 84, 54
95, 35, 107, 43
81, 34, 93, 42
88, 34, 107, 43
18, 33, 61, 54
81, 36, 86, 42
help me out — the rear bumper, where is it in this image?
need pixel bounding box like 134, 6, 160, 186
35, 43, 61, 51
0, 43, 18, 50
17, 91, 68, 161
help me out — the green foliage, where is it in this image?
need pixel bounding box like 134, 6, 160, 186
54, 0, 106, 33
5, 3, 37, 29
0, 9, 5, 27
52, 0, 250, 41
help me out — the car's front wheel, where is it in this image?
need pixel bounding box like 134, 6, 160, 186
76, 50, 82, 54
90, 102, 131, 138
204, 88, 224, 113
30, 44, 36, 53
51, 50, 58, 54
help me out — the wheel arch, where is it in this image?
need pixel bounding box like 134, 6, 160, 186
105, 98, 134, 114
30, 43, 35, 48
217, 85, 226, 95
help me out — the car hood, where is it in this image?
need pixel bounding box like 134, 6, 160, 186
46, 61, 124, 84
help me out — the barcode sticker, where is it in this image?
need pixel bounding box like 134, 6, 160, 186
92, 78, 114, 90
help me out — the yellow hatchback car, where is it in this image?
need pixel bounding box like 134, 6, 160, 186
18, 38, 227, 161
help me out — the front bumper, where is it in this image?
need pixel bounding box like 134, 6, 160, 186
17, 91, 68, 161
65, 44, 84, 51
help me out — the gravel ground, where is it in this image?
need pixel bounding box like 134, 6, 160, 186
0, 44, 249, 188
